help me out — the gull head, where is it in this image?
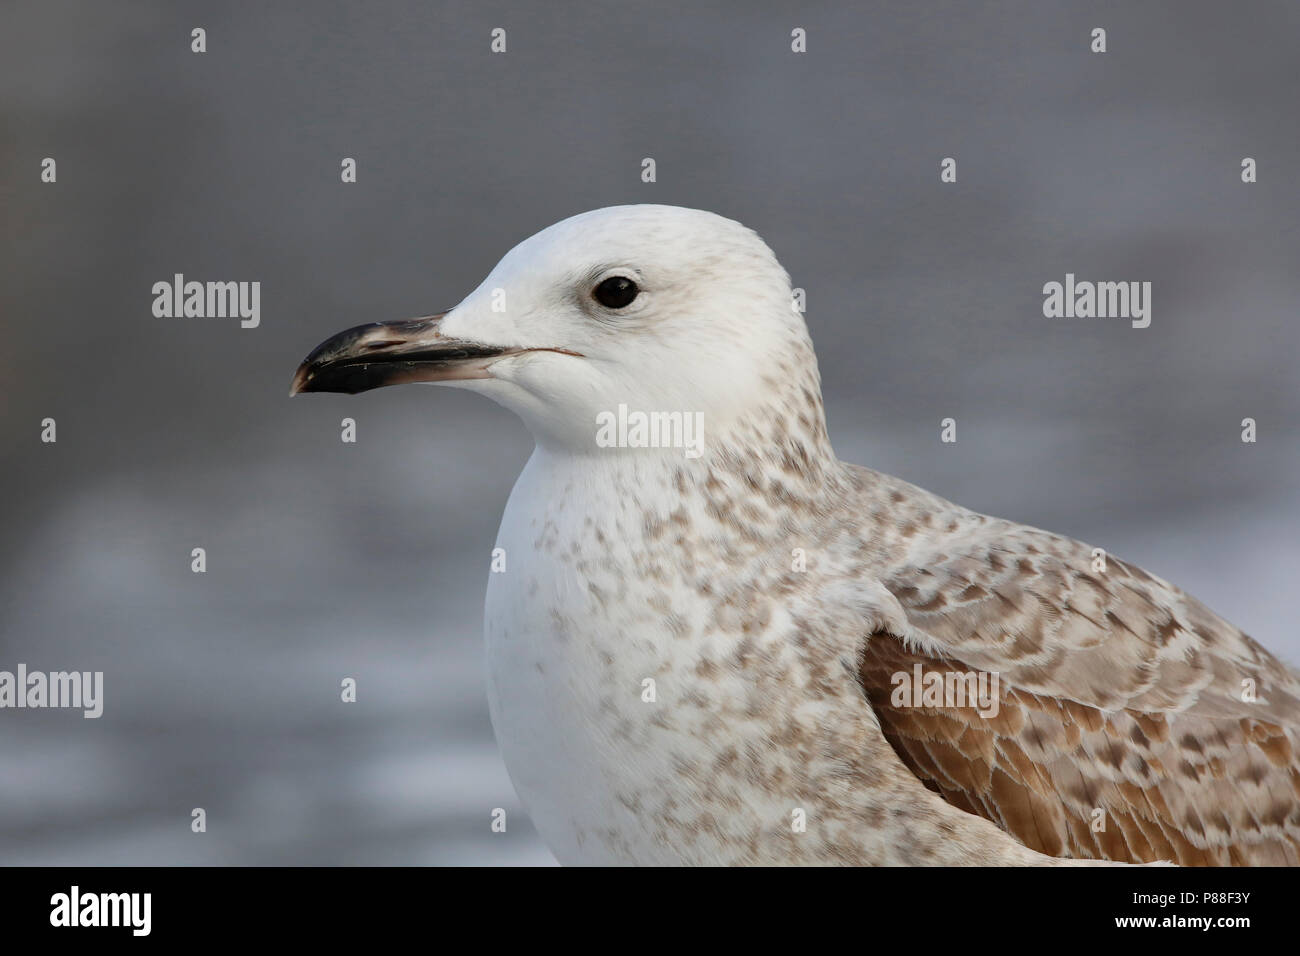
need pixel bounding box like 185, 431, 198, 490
292, 205, 826, 458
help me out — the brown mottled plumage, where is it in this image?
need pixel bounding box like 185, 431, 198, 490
851, 472, 1300, 864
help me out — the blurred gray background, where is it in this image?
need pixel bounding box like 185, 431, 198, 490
1, 1, 1297, 865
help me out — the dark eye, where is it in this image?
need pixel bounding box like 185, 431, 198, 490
593, 275, 639, 309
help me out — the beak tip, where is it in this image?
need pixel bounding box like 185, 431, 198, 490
289, 365, 311, 397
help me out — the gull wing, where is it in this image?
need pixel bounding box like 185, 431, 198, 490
850, 471, 1300, 864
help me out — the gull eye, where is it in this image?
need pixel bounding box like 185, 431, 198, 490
593, 275, 639, 309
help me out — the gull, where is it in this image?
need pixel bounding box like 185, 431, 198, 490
292, 205, 1300, 865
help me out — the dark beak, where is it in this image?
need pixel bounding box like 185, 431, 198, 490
290, 313, 509, 396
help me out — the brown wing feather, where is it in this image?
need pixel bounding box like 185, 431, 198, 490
859, 633, 1300, 864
